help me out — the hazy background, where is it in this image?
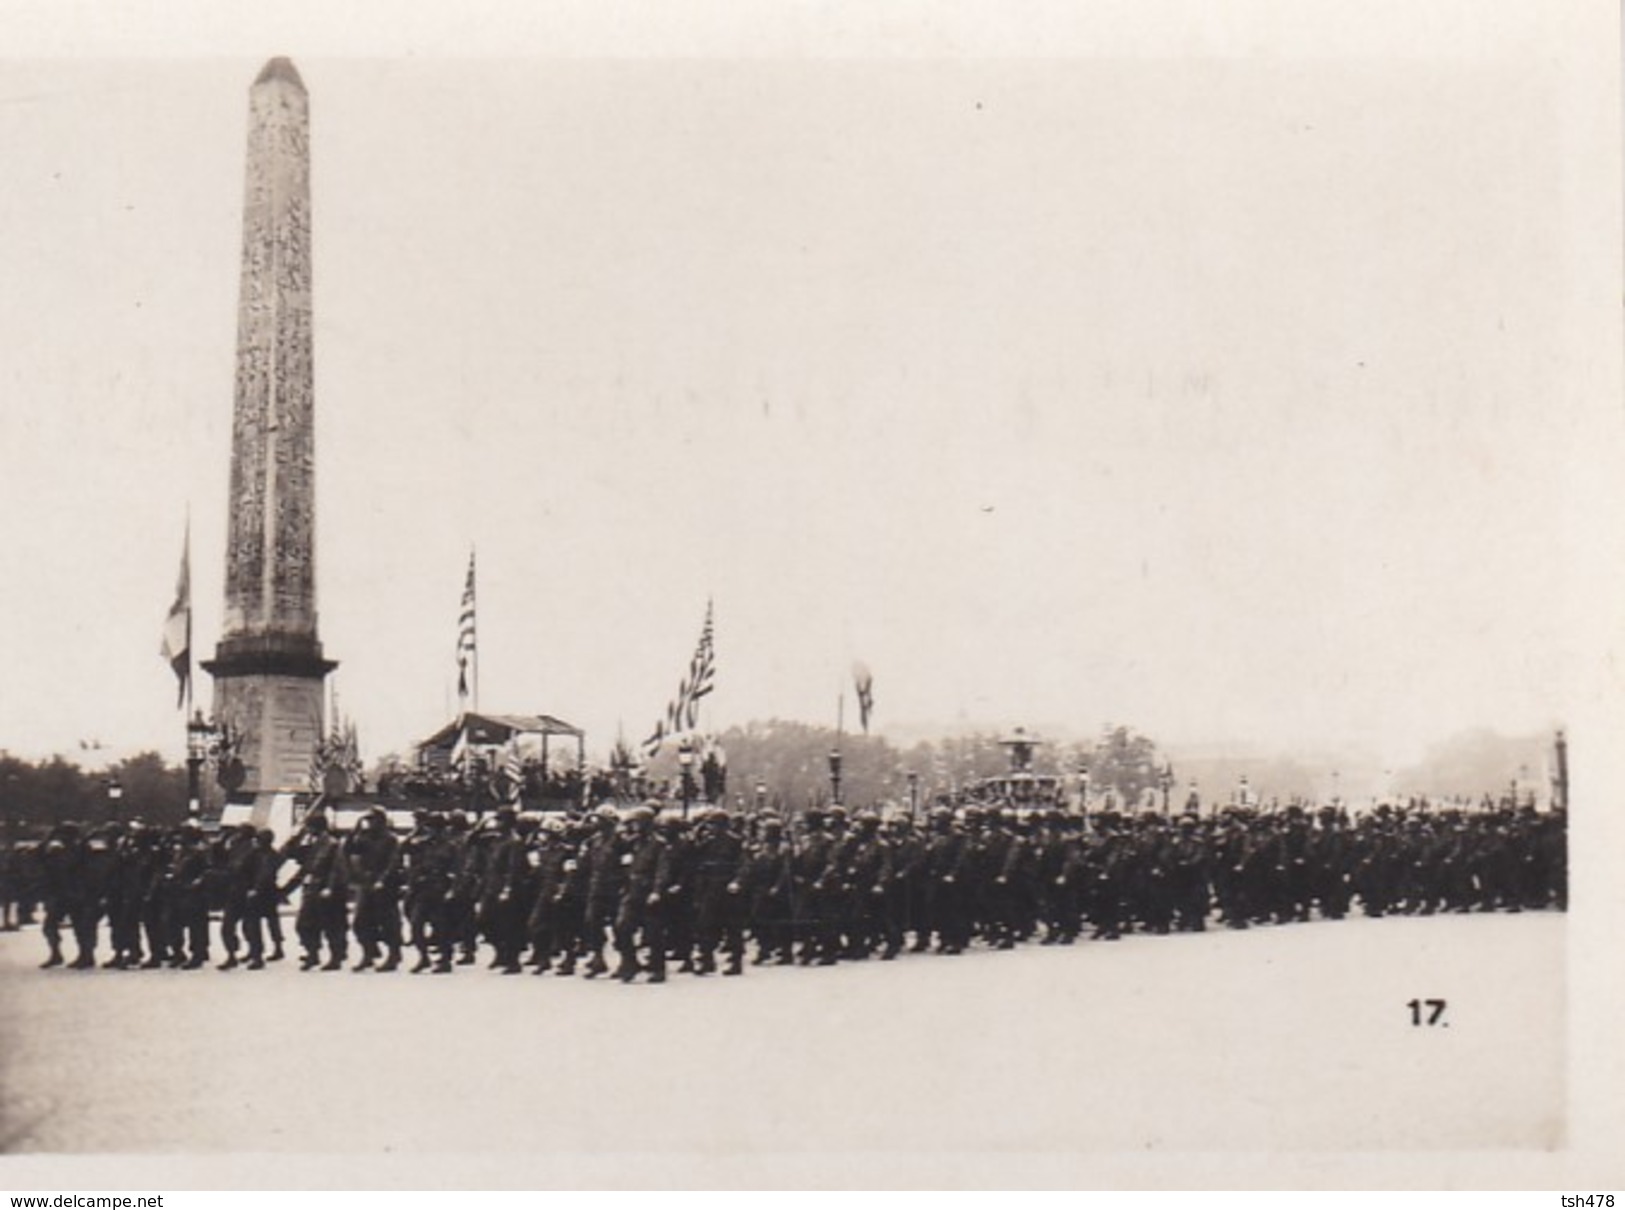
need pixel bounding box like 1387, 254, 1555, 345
0, 2, 1617, 786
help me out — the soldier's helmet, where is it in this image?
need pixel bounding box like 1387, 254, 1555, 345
856, 810, 881, 830
257, 828, 276, 844
542, 815, 568, 835
304, 813, 329, 834
626, 805, 656, 826
595, 803, 620, 824
1177, 814, 1197, 828
447, 810, 470, 831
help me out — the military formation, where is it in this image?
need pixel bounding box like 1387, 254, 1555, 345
4, 795, 1566, 979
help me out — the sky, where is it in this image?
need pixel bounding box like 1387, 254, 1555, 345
0, 1, 1619, 773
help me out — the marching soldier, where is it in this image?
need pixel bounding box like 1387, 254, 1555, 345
402, 811, 456, 973
656, 813, 697, 972
37, 823, 84, 969
477, 809, 530, 975
72, 823, 122, 969
524, 815, 572, 973
549, 818, 592, 976
692, 808, 747, 975
348, 807, 404, 972
248, 828, 287, 965
739, 813, 795, 965
164, 822, 213, 969
106, 823, 151, 968
580, 804, 626, 978
1167, 813, 1210, 932
793, 808, 839, 965
923, 806, 970, 954
1309, 807, 1353, 920
841, 810, 892, 960
217, 823, 261, 970
286, 813, 349, 970
613, 806, 670, 983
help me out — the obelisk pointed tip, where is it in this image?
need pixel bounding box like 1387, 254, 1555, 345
254, 57, 305, 91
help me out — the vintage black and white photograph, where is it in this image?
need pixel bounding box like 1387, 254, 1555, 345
0, 0, 1620, 1192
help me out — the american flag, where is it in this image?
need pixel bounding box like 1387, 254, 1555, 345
456, 550, 477, 706
307, 726, 328, 794
503, 739, 524, 804
643, 600, 715, 758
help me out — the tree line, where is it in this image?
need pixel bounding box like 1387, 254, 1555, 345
0, 751, 190, 833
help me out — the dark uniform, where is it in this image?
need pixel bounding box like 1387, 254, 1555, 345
36, 824, 84, 969
613, 807, 670, 983
923, 808, 970, 954
288, 814, 348, 970
691, 809, 747, 975
1167, 814, 1210, 932
740, 816, 795, 965
524, 818, 572, 973
217, 824, 261, 970
348, 809, 404, 971
477, 810, 530, 974
580, 807, 626, 978
793, 810, 840, 964
163, 824, 212, 968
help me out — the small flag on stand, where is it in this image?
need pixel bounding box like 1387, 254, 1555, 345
159, 528, 192, 709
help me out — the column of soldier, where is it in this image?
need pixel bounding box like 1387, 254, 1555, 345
13, 797, 1566, 981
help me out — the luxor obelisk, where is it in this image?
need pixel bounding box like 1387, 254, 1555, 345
202, 57, 336, 814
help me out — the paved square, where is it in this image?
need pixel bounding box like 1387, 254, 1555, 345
0, 911, 1563, 1167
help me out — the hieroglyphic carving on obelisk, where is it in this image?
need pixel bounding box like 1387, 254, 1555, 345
203, 58, 336, 805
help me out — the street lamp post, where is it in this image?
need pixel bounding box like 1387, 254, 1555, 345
906, 770, 919, 819
1159, 764, 1172, 815
106, 778, 123, 823
1, 771, 16, 931
754, 777, 767, 813
827, 748, 843, 807
185, 710, 217, 820
1078, 762, 1090, 817
678, 738, 696, 821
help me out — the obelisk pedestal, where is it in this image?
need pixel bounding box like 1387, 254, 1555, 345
201, 58, 335, 810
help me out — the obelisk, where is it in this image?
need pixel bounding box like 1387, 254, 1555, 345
202, 57, 335, 810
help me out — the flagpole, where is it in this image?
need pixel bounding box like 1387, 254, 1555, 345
182, 511, 192, 721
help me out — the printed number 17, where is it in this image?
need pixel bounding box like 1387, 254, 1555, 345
1407, 998, 1447, 1026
